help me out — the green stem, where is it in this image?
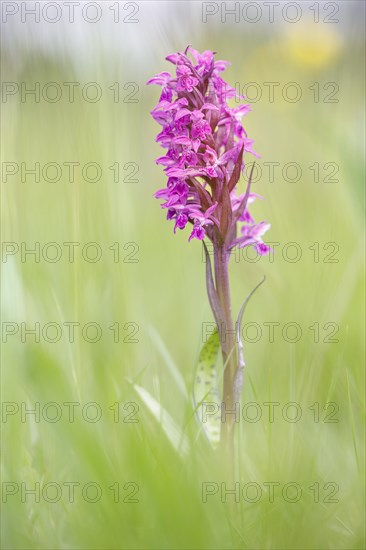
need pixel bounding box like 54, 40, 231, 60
213, 244, 237, 472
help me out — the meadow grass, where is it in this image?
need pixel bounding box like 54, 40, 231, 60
1, 13, 365, 549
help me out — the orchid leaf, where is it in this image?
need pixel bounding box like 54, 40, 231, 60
193, 328, 221, 448
202, 241, 224, 327
234, 162, 256, 223
233, 277, 266, 403
220, 183, 232, 239
189, 177, 212, 210
228, 144, 244, 192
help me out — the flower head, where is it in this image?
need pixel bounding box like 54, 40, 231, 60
147, 46, 270, 254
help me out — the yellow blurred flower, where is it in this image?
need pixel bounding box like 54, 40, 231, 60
284, 20, 343, 69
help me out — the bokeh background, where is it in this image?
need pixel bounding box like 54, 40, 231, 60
1, 1, 365, 548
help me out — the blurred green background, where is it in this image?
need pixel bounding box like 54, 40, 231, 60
1, 1, 365, 548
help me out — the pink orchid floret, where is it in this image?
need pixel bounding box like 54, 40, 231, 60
147, 46, 270, 254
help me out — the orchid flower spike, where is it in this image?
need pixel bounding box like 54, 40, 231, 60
147, 45, 271, 254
